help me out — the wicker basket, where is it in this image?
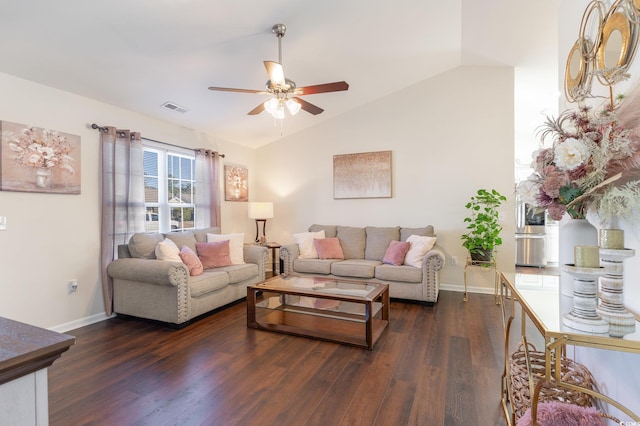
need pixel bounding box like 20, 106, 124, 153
509, 343, 596, 420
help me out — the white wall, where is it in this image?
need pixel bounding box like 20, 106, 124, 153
0, 72, 256, 330
255, 65, 516, 292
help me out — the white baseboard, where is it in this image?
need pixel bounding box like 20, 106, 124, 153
49, 312, 115, 333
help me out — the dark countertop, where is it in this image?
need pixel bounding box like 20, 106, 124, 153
0, 317, 75, 385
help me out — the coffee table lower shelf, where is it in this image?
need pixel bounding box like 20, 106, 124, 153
252, 309, 388, 349
247, 283, 389, 350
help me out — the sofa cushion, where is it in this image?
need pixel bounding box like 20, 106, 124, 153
400, 226, 434, 241
222, 263, 259, 284
404, 235, 438, 268
336, 226, 366, 259
314, 237, 345, 259
155, 238, 181, 262
365, 226, 400, 260
179, 246, 203, 276
309, 224, 337, 238
382, 240, 411, 266
293, 258, 336, 275
294, 230, 326, 259
196, 241, 233, 269
128, 233, 164, 259
193, 227, 221, 242
331, 259, 380, 279
189, 270, 230, 297
164, 231, 197, 253
375, 264, 423, 283
207, 233, 245, 264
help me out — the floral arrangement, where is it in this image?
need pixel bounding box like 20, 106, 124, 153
517, 89, 640, 222
8, 126, 75, 174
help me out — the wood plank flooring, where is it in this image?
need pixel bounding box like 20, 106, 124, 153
48, 290, 507, 426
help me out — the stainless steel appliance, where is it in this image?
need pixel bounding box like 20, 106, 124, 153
516, 225, 547, 266
515, 203, 547, 267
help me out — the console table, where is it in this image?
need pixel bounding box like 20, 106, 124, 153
0, 317, 74, 425
499, 272, 640, 425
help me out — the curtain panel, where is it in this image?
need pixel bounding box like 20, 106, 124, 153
195, 148, 221, 229
100, 127, 145, 315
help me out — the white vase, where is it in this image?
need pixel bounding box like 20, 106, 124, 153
558, 218, 598, 297
35, 167, 54, 189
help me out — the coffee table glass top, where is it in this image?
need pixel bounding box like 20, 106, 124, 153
256, 275, 384, 300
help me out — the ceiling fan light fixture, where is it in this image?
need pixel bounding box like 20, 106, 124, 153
273, 103, 285, 119
286, 98, 301, 115
264, 98, 279, 114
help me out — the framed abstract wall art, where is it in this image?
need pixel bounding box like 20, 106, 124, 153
0, 121, 81, 194
224, 164, 248, 201
333, 150, 392, 199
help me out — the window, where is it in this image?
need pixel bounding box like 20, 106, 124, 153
143, 142, 196, 233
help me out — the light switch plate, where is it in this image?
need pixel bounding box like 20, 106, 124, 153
0, 216, 6, 230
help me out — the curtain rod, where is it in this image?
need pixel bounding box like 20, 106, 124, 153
90, 123, 225, 158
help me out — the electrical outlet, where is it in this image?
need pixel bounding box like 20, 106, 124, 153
68, 279, 78, 293
0, 216, 6, 230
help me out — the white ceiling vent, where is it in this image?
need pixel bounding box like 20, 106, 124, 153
161, 101, 189, 113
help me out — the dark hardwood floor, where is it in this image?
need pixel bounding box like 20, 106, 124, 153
48, 291, 508, 426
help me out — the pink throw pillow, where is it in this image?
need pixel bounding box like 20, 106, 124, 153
196, 240, 233, 269
314, 238, 345, 259
179, 246, 204, 276
382, 240, 411, 266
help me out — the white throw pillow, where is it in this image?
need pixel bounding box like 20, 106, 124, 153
404, 235, 437, 268
293, 230, 326, 259
207, 233, 245, 264
155, 238, 181, 262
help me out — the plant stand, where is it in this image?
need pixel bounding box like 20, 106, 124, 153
464, 256, 499, 304
598, 248, 636, 337
561, 264, 608, 334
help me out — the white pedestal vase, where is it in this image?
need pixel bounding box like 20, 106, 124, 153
597, 248, 636, 337
558, 219, 598, 297
562, 264, 609, 333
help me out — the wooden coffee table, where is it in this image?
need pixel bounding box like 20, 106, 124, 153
247, 275, 389, 350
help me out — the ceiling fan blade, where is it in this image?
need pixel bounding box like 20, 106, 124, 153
264, 61, 285, 86
294, 97, 324, 115
247, 102, 265, 115
295, 81, 349, 95
208, 86, 268, 94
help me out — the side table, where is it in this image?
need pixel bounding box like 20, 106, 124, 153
264, 242, 281, 278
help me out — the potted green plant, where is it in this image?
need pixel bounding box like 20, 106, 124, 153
461, 188, 507, 263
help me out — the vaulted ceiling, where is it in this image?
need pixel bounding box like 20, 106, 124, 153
0, 1, 548, 148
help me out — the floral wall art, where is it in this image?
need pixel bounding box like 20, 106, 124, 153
0, 121, 81, 194
224, 164, 248, 201
333, 150, 392, 199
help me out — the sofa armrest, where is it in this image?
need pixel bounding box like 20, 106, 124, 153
243, 244, 268, 264
279, 244, 299, 277
107, 258, 188, 287
243, 245, 269, 280
421, 245, 445, 303
424, 246, 445, 269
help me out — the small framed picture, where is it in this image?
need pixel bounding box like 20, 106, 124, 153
224, 164, 248, 201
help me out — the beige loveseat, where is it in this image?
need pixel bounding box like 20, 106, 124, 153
280, 225, 445, 304
107, 227, 267, 327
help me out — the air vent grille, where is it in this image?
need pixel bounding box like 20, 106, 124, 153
161, 102, 189, 114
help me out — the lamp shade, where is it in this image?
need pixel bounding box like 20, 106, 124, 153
248, 202, 273, 219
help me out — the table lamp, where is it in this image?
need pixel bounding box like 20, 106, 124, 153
248, 202, 273, 244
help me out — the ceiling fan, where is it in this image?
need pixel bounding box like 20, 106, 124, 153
208, 23, 349, 119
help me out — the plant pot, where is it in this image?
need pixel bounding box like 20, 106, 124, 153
470, 249, 493, 263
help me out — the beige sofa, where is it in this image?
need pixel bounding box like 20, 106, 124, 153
107, 227, 267, 327
280, 224, 445, 304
